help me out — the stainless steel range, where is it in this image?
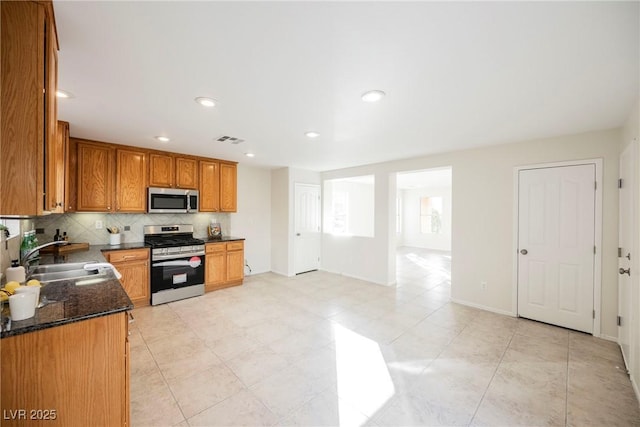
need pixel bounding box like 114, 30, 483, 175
144, 224, 205, 305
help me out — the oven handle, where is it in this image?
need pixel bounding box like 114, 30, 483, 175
152, 252, 205, 261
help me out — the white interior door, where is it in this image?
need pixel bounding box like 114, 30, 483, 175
294, 183, 321, 274
517, 165, 595, 333
619, 142, 636, 369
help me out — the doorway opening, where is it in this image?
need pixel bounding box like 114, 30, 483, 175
396, 167, 452, 296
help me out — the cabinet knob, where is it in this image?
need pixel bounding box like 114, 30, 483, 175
107, 206, 111, 210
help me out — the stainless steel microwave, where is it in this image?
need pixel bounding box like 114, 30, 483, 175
147, 187, 199, 213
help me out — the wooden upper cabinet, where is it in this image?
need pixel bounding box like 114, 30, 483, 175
220, 163, 237, 212
46, 120, 67, 213
65, 136, 78, 212
199, 160, 220, 212
76, 141, 114, 212
149, 153, 174, 188
175, 157, 198, 189
115, 148, 147, 212
0, 1, 58, 215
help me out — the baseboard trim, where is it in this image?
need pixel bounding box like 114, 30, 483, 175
599, 334, 618, 342
318, 269, 392, 286
269, 269, 291, 277
451, 298, 515, 317
632, 376, 640, 406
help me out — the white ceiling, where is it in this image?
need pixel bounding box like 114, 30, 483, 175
54, 1, 639, 172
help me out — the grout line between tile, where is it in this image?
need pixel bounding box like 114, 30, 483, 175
467, 330, 516, 426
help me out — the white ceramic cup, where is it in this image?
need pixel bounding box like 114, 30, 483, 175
14, 286, 40, 309
109, 233, 122, 245
9, 292, 37, 321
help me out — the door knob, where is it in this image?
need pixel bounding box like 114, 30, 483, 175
619, 268, 631, 276
520, 249, 528, 255
296, 233, 301, 236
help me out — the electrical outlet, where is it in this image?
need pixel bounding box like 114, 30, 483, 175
480, 281, 487, 290
95, 220, 103, 230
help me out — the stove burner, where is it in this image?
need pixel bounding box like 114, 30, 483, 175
143, 225, 205, 249
144, 236, 205, 248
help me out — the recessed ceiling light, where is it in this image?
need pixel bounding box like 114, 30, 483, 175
245, 152, 255, 158
361, 90, 385, 102
195, 97, 217, 107
305, 131, 320, 138
155, 136, 170, 142
56, 90, 73, 98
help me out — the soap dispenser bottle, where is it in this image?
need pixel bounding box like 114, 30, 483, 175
5, 259, 26, 283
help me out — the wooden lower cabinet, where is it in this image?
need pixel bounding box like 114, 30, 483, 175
0, 312, 130, 427
104, 248, 150, 307
205, 241, 244, 292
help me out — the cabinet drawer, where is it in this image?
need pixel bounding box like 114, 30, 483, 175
226, 241, 244, 251
105, 248, 149, 263
206, 243, 225, 254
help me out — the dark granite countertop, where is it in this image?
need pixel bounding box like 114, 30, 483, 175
34, 242, 148, 266
1, 271, 133, 338
206, 236, 245, 242
1, 244, 141, 338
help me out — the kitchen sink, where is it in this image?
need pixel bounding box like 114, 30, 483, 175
29, 261, 98, 275
29, 269, 101, 283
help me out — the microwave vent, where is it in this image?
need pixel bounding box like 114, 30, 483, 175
216, 135, 244, 145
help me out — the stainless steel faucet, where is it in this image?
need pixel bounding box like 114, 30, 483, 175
21, 241, 69, 269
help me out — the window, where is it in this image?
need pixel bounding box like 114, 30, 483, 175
324, 175, 375, 237
420, 196, 443, 234
331, 191, 348, 235
1, 219, 20, 240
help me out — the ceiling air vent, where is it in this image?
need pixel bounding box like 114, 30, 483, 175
216, 135, 244, 144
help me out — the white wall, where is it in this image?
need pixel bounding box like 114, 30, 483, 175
321, 170, 395, 285
400, 185, 452, 251
322, 128, 621, 337
230, 164, 272, 275
270, 168, 289, 276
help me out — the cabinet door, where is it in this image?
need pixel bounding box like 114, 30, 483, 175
227, 249, 244, 282
199, 160, 220, 212
65, 136, 78, 212
220, 163, 237, 212
176, 157, 198, 189
205, 252, 226, 291
0, 1, 46, 215
1, 313, 128, 426
44, 7, 58, 210
46, 120, 67, 213
149, 153, 174, 187
77, 142, 114, 212
114, 259, 150, 306
115, 148, 147, 212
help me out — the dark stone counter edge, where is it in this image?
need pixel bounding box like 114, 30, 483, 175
206, 236, 245, 242
1, 303, 132, 339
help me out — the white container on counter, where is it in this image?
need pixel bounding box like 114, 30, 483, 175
9, 292, 36, 321
5, 261, 26, 283
109, 233, 122, 245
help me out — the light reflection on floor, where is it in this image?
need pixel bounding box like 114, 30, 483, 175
333, 323, 395, 423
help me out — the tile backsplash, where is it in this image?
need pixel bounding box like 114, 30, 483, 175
34, 213, 231, 245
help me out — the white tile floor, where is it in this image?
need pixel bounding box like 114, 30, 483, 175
129, 247, 640, 426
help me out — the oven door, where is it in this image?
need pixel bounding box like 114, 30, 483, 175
150, 254, 205, 293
